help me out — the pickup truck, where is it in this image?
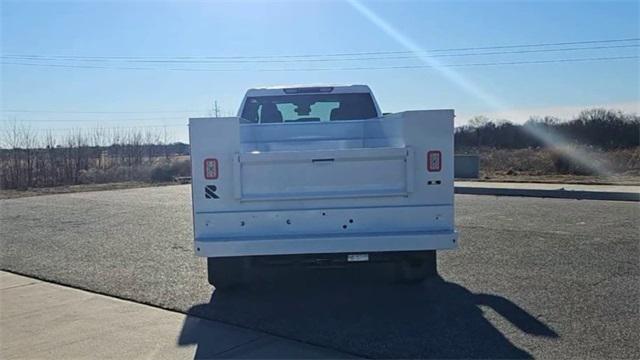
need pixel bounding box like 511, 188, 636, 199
189, 85, 457, 288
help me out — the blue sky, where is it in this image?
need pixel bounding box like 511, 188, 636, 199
1, 0, 639, 143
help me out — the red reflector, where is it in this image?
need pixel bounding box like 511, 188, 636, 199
204, 158, 218, 179
427, 151, 441, 172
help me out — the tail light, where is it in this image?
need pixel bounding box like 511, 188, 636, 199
427, 151, 441, 172
204, 158, 219, 179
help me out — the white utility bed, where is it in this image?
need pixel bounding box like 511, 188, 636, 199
189, 110, 458, 257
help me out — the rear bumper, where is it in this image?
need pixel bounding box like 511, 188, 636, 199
195, 230, 458, 257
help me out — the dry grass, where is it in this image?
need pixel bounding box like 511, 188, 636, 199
469, 147, 640, 184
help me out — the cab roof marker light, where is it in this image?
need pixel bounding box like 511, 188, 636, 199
283, 87, 334, 94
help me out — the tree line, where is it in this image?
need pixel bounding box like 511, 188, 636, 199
455, 108, 639, 150
1, 107, 638, 190
0, 123, 189, 190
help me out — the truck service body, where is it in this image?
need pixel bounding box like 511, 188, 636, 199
189, 85, 457, 288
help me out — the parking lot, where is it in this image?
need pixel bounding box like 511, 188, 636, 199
1, 184, 638, 358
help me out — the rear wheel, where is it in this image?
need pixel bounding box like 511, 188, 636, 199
207, 257, 252, 289
394, 250, 437, 283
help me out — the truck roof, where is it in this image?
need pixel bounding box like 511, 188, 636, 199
245, 85, 373, 97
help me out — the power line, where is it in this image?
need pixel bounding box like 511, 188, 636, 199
3, 55, 636, 72
346, 55, 640, 71
0, 124, 188, 132
0, 117, 190, 122
3, 44, 637, 64
1, 109, 201, 114
4, 37, 638, 60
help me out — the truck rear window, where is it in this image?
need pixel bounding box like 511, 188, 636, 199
240, 93, 378, 124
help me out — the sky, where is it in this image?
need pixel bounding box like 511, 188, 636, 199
1, 0, 639, 143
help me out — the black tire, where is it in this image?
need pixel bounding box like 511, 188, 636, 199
394, 250, 437, 283
207, 257, 252, 289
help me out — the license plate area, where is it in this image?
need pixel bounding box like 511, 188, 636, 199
347, 253, 369, 262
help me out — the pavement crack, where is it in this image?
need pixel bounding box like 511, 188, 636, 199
0, 282, 39, 291
588, 271, 624, 288
210, 334, 271, 357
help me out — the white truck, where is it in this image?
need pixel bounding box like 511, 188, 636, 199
189, 85, 457, 288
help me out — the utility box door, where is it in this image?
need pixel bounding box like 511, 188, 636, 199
235, 147, 413, 201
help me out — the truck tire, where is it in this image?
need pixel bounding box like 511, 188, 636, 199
394, 250, 437, 283
207, 257, 252, 289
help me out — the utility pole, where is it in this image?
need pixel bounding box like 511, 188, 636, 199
213, 101, 220, 118
163, 125, 169, 159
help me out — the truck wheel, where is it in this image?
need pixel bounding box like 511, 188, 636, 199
207, 257, 252, 290
394, 251, 437, 283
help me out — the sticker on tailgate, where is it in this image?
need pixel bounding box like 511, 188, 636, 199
205, 185, 219, 199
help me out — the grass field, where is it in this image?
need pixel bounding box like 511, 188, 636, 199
464, 147, 640, 183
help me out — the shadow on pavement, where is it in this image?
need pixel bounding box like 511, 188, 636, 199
179, 266, 558, 359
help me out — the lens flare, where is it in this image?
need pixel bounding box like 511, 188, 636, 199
346, 0, 504, 110
522, 123, 612, 175
347, 0, 612, 176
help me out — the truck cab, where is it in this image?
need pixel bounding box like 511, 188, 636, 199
237, 85, 381, 124
189, 85, 457, 288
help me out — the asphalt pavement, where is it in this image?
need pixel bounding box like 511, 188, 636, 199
1, 184, 638, 359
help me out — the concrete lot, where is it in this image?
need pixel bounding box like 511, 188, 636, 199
0, 271, 354, 359
1, 184, 638, 358
457, 181, 640, 193
455, 181, 640, 201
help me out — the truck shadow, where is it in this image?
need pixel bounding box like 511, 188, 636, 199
179, 267, 558, 359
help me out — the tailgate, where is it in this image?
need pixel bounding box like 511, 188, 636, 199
234, 147, 414, 201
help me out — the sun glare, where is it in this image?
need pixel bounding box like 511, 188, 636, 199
346, 0, 613, 176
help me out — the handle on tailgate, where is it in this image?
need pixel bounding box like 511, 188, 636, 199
312, 158, 335, 163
